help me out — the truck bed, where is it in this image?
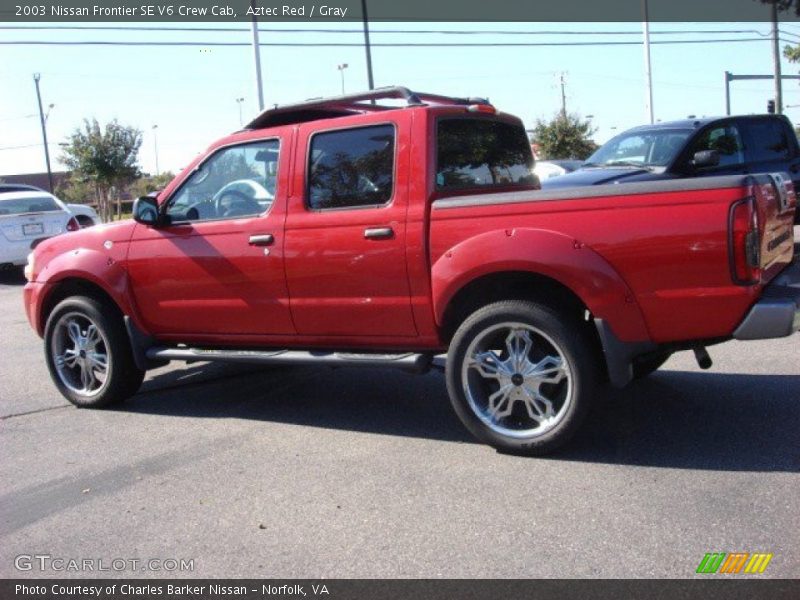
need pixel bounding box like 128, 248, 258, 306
430, 174, 795, 345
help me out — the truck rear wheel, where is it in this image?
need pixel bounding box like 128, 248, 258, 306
446, 300, 599, 455
44, 296, 145, 408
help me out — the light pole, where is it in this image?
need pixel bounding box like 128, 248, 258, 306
152, 124, 159, 176
337, 63, 348, 94
250, 0, 264, 111
33, 73, 54, 193
361, 0, 375, 92
236, 97, 245, 125
771, 1, 783, 114
642, 0, 654, 124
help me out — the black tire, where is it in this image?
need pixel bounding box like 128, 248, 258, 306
446, 300, 600, 456
631, 352, 671, 379
44, 296, 145, 408
75, 215, 95, 228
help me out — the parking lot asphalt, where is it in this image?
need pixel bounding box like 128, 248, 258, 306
0, 266, 797, 579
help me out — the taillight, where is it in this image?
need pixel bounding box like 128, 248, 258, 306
729, 197, 761, 284
66, 217, 80, 232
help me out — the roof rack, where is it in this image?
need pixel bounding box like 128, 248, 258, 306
245, 86, 491, 129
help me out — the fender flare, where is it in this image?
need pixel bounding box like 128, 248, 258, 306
35, 249, 158, 369
431, 227, 652, 344
38, 248, 134, 317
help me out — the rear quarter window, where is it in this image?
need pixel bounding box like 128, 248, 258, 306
436, 118, 535, 192
745, 119, 792, 162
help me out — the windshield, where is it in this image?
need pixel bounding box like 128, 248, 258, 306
0, 196, 61, 216
586, 128, 692, 168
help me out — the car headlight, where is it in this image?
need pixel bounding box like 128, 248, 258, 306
23, 252, 35, 282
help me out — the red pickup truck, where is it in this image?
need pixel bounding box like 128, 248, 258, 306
22, 87, 800, 455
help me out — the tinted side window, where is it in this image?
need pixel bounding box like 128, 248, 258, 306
745, 119, 792, 162
690, 125, 745, 167
437, 119, 534, 190
167, 140, 279, 222
308, 125, 395, 210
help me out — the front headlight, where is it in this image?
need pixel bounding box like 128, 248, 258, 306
23, 252, 35, 282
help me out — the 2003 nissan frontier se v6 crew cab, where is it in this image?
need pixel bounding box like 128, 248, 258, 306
22, 87, 800, 455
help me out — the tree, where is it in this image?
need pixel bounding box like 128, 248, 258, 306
59, 119, 142, 222
129, 171, 176, 199
531, 113, 597, 160
55, 175, 95, 205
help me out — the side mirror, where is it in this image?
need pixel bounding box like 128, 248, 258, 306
692, 149, 720, 169
132, 196, 160, 226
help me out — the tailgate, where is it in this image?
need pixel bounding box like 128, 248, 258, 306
750, 172, 796, 282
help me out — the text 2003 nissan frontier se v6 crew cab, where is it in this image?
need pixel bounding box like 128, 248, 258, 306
22, 87, 800, 455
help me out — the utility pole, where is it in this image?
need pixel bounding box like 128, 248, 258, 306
32, 73, 53, 193
361, 0, 375, 91
559, 73, 567, 118
771, 1, 783, 114
724, 71, 731, 116
250, 0, 265, 111
642, 0, 654, 124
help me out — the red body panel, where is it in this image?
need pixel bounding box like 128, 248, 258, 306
282, 111, 418, 338
23, 221, 140, 336
125, 128, 294, 337
21, 101, 795, 355
430, 187, 776, 343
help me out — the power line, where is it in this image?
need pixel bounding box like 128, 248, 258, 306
0, 25, 784, 37
0, 113, 37, 122
0, 143, 45, 151
0, 38, 776, 48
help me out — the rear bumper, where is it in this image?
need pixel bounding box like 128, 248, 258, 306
733, 259, 800, 340
0, 240, 34, 266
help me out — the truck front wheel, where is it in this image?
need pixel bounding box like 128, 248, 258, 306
446, 300, 599, 455
44, 296, 145, 408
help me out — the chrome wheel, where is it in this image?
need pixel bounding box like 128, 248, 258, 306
461, 322, 572, 439
50, 312, 110, 397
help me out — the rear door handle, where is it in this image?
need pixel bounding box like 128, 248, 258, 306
249, 234, 274, 246
364, 227, 394, 240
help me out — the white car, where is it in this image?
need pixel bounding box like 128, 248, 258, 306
533, 159, 585, 181
0, 191, 81, 268
65, 202, 100, 227
0, 184, 100, 228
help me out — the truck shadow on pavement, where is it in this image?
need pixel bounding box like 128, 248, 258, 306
124, 365, 799, 472
563, 371, 800, 472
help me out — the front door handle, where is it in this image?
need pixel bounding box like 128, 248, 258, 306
249, 234, 274, 246
364, 227, 394, 240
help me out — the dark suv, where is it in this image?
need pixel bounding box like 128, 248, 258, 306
542, 114, 800, 220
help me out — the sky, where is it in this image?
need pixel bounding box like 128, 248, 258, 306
2, 19, 800, 177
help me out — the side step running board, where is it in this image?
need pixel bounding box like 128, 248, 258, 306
145, 347, 433, 373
